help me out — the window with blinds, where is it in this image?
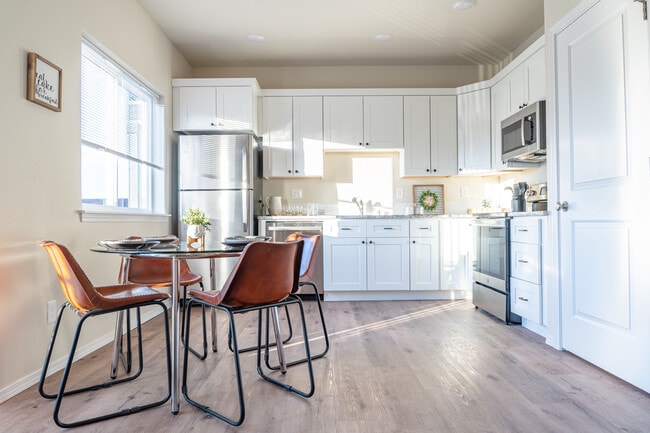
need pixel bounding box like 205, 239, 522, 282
80, 38, 164, 214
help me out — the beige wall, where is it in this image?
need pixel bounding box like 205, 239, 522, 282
544, 0, 584, 30
0, 0, 189, 401
191, 65, 483, 89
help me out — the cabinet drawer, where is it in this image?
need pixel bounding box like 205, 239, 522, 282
510, 277, 541, 323
367, 219, 409, 237
409, 219, 439, 238
510, 217, 541, 244
324, 219, 367, 237
510, 243, 541, 284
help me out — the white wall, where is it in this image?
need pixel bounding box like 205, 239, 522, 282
0, 0, 190, 402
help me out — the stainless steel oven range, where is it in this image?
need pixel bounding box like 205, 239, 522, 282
472, 215, 521, 324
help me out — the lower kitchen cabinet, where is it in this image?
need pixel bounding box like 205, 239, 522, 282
324, 219, 409, 292
439, 218, 473, 291
510, 216, 546, 330
409, 219, 440, 291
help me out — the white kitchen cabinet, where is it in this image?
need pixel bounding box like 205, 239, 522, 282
323, 95, 403, 150
409, 219, 440, 291
402, 96, 457, 176
324, 219, 409, 292
491, 46, 546, 171
510, 216, 544, 325
262, 96, 323, 178
439, 218, 472, 291
172, 83, 256, 132
457, 88, 491, 174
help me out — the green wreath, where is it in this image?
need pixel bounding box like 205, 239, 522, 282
418, 190, 439, 211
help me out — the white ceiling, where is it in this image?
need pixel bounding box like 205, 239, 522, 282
137, 0, 545, 68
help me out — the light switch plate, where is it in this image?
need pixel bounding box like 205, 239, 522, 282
396, 187, 403, 199
292, 188, 303, 199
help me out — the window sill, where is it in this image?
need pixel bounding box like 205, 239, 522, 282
78, 209, 171, 223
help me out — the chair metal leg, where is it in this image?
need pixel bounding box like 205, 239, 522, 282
269, 306, 287, 373
181, 282, 208, 360
229, 304, 293, 354
265, 282, 329, 370
182, 300, 245, 426
256, 297, 315, 398
41, 302, 171, 428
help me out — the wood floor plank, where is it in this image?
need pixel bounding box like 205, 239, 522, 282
2, 300, 650, 432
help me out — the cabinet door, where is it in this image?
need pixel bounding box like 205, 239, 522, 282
367, 237, 409, 290
323, 237, 367, 291
402, 96, 431, 176
523, 48, 546, 106
323, 96, 364, 150
439, 218, 472, 291
262, 97, 293, 177
363, 96, 404, 149
508, 65, 526, 112
175, 86, 217, 131
457, 89, 491, 173
216, 86, 253, 130
293, 96, 323, 177
410, 237, 440, 291
430, 96, 458, 175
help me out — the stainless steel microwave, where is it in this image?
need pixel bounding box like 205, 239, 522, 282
501, 100, 546, 163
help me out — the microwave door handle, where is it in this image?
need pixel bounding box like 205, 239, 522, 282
520, 119, 527, 147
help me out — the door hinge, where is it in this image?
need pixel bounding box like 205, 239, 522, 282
635, 0, 648, 20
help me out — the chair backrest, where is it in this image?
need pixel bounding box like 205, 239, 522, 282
121, 257, 199, 287
215, 240, 303, 308
39, 240, 102, 313
285, 233, 321, 282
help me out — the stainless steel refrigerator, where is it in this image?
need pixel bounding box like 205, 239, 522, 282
177, 133, 262, 243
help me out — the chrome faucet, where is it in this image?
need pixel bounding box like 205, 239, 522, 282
352, 197, 364, 215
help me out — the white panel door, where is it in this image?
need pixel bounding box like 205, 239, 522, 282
430, 96, 458, 176
323, 96, 363, 150
402, 95, 431, 175
367, 237, 409, 290
555, 0, 650, 391
410, 237, 440, 291
216, 86, 253, 130
323, 237, 367, 291
363, 96, 404, 149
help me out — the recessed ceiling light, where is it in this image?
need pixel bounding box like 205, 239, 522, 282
247, 34, 266, 43
374, 33, 393, 42
453, 0, 477, 11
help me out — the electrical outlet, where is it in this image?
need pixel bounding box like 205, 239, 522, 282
292, 188, 303, 199
460, 187, 470, 199
47, 300, 57, 324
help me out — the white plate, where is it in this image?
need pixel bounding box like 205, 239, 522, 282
143, 235, 179, 244
98, 239, 161, 250
222, 236, 271, 246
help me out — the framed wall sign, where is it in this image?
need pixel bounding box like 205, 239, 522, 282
413, 184, 445, 215
26, 52, 62, 112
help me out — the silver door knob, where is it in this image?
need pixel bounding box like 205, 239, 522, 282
555, 201, 569, 212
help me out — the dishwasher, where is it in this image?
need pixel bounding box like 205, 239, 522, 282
259, 217, 324, 298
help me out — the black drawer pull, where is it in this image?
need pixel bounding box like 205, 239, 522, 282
518, 296, 529, 302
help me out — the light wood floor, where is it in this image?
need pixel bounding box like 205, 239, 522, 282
3, 299, 650, 432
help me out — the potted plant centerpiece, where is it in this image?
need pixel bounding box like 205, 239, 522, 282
182, 207, 211, 246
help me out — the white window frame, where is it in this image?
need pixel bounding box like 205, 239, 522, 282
80, 36, 167, 222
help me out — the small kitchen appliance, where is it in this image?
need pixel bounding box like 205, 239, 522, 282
505, 182, 528, 212
525, 182, 548, 211
501, 100, 546, 163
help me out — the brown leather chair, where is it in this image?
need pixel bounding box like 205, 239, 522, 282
120, 257, 208, 360
38, 240, 171, 428
182, 240, 315, 426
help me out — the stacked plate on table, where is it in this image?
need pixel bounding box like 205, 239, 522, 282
222, 235, 271, 247
98, 235, 179, 250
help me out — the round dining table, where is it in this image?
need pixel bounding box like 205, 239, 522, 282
92, 240, 244, 414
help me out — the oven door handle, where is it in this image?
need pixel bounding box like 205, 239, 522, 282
267, 226, 323, 231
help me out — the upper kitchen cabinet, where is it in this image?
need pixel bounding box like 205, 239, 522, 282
172, 78, 260, 133
262, 96, 324, 178
401, 95, 457, 176
457, 88, 491, 174
323, 95, 403, 150
490, 40, 545, 171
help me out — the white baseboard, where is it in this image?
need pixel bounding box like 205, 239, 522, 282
0, 303, 168, 405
